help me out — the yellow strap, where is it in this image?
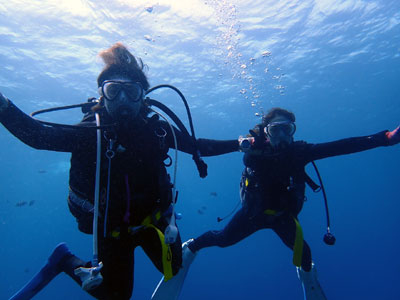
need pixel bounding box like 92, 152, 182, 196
146, 224, 173, 281
262, 210, 303, 267
112, 212, 173, 280
245, 178, 249, 187
154, 210, 162, 221
141, 211, 162, 225
111, 230, 120, 239
141, 214, 173, 281
292, 217, 303, 267
264, 209, 277, 215
141, 215, 152, 226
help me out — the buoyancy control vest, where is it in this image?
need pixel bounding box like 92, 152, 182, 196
241, 141, 318, 215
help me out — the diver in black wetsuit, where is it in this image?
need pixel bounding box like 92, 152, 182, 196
152, 107, 400, 300
0, 43, 238, 300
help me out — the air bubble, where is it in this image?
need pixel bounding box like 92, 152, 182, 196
144, 35, 153, 42
261, 51, 271, 57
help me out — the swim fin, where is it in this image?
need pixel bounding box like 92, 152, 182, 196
297, 262, 327, 300
151, 239, 196, 300
9, 243, 72, 300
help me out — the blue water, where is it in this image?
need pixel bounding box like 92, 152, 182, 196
0, 0, 399, 299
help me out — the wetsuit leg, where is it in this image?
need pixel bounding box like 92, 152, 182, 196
189, 206, 259, 252
272, 217, 312, 271
62, 236, 135, 300
138, 223, 183, 276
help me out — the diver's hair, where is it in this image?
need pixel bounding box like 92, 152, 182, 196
262, 107, 295, 125
96, 42, 150, 90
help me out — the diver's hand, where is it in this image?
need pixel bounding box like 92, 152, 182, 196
249, 127, 266, 148
0, 92, 10, 112
386, 126, 400, 145
238, 136, 255, 152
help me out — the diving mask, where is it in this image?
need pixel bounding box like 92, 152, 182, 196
99, 80, 144, 102
265, 121, 296, 137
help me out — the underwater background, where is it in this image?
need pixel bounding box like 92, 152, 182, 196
0, 0, 399, 299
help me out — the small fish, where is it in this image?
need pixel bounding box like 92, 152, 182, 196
16, 201, 27, 207
29, 200, 35, 206
197, 209, 204, 215
38, 170, 46, 174
210, 192, 217, 197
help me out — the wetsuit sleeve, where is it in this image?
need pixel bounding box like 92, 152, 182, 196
158, 120, 238, 156
303, 131, 390, 162
0, 100, 88, 152
166, 127, 238, 156
195, 138, 239, 156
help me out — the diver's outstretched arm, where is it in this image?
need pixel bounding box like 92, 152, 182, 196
0, 92, 88, 152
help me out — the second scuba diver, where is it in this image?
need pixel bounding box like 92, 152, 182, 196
0, 43, 239, 300
152, 107, 400, 300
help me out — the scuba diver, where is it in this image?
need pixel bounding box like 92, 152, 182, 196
0, 43, 239, 300
152, 107, 400, 300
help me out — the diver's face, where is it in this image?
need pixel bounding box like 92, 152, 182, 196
265, 115, 296, 148
99, 75, 144, 122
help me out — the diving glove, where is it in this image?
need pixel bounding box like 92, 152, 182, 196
297, 262, 327, 300
386, 126, 400, 145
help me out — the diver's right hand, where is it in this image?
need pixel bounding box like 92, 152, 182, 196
386, 125, 400, 145
0, 92, 10, 112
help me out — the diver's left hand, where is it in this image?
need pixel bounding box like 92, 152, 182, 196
386, 125, 400, 145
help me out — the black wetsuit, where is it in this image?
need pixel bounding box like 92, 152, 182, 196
189, 132, 391, 271
0, 101, 238, 300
